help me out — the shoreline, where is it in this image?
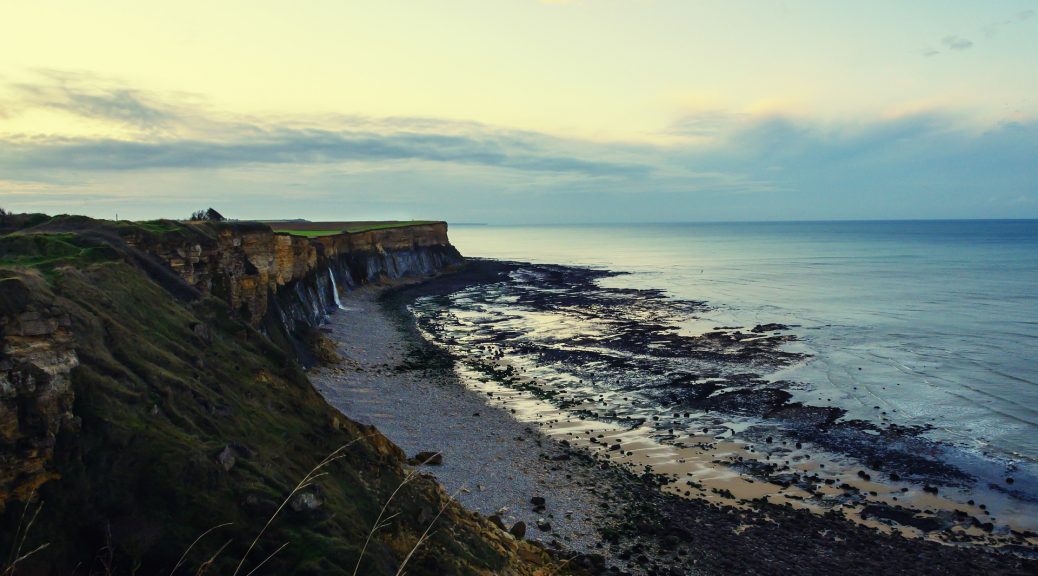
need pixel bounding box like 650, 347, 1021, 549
312, 283, 612, 554
312, 269, 1038, 574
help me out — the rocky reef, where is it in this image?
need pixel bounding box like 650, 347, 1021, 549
0, 216, 564, 575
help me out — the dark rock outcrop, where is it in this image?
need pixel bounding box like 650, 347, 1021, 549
0, 275, 79, 510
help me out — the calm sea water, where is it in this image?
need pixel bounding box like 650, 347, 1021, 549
448, 221, 1038, 479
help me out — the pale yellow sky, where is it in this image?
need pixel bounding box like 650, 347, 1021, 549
3, 0, 1035, 142
1, 1, 1036, 222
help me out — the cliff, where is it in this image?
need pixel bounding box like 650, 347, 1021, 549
8, 217, 462, 366
0, 216, 563, 575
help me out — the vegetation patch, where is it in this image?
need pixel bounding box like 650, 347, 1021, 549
344, 221, 437, 233
0, 232, 119, 270
274, 229, 343, 237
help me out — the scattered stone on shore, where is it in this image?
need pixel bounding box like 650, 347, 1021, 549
751, 323, 789, 333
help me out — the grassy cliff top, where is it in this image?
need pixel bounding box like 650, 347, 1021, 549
268, 220, 441, 236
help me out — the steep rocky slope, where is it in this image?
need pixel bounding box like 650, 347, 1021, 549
0, 216, 559, 575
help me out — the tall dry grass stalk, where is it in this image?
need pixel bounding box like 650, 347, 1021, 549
393, 484, 461, 576
193, 540, 231, 576
231, 434, 375, 576
352, 452, 441, 576
1, 493, 49, 576
388, 448, 518, 576
167, 523, 232, 576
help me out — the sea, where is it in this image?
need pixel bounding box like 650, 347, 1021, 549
438, 221, 1038, 510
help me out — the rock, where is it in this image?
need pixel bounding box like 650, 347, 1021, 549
191, 322, 212, 343
572, 554, 607, 572
0, 292, 80, 511
417, 505, 434, 524
751, 323, 788, 333
536, 518, 552, 532
408, 451, 443, 465
510, 521, 527, 539
217, 445, 236, 471
530, 496, 546, 507
290, 492, 321, 512
308, 329, 343, 364
488, 514, 507, 531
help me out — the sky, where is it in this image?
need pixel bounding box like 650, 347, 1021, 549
1, 0, 1036, 223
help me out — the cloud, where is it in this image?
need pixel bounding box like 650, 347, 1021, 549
941, 35, 973, 51
0, 130, 651, 179
5, 70, 183, 132
0, 73, 651, 179
664, 110, 748, 138
1019, 10, 1035, 21
1, 71, 1037, 222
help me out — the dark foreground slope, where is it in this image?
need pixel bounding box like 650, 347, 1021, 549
0, 217, 558, 575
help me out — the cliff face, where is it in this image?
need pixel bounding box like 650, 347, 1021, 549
0, 275, 79, 511
0, 219, 463, 518
0, 218, 554, 576
118, 221, 462, 364
320, 223, 463, 287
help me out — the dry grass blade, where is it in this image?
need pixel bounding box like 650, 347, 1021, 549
167, 523, 233, 576
352, 462, 430, 576
194, 540, 232, 576
393, 479, 468, 576
391, 450, 505, 576
232, 435, 375, 576
3, 543, 51, 576
5, 494, 34, 567
546, 555, 576, 576
244, 542, 289, 576
2, 496, 48, 576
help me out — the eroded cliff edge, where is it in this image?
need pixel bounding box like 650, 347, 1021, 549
116, 219, 463, 364
0, 216, 564, 576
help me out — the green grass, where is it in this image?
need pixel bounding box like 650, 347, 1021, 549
343, 221, 437, 233
129, 219, 185, 234
273, 229, 343, 237
0, 233, 118, 270
274, 221, 438, 237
